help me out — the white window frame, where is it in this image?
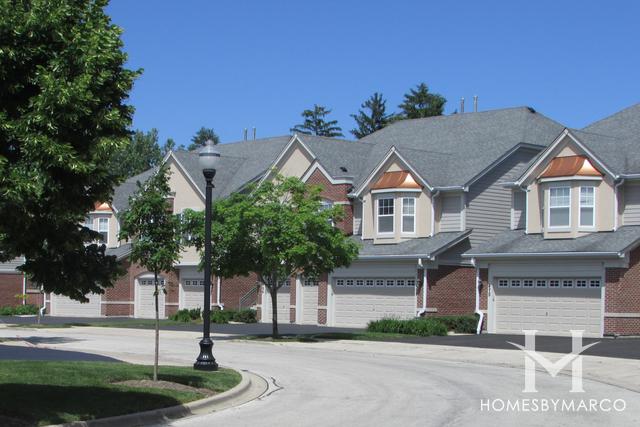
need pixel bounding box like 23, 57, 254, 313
98, 217, 109, 243
549, 279, 560, 288
589, 279, 601, 288
548, 186, 571, 230
401, 197, 416, 234
536, 279, 547, 288
377, 197, 395, 235
523, 279, 534, 288
562, 279, 574, 288
498, 279, 509, 288
579, 186, 596, 229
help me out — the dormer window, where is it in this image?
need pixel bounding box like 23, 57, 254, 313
377, 198, 394, 234
579, 186, 595, 228
549, 186, 570, 228
402, 197, 416, 233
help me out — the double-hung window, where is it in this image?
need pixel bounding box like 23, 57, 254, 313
402, 197, 416, 233
549, 186, 570, 228
377, 198, 394, 234
98, 218, 109, 243
579, 186, 595, 228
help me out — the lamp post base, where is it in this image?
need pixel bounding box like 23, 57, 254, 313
194, 338, 218, 371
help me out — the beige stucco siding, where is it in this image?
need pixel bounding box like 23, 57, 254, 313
276, 146, 313, 178
623, 182, 640, 226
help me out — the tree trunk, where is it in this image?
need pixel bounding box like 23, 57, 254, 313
270, 286, 279, 339
153, 271, 159, 382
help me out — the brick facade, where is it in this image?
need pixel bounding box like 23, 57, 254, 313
304, 168, 353, 235
220, 273, 259, 310
0, 273, 23, 307
425, 266, 476, 316
317, 273, 328, 325
605, 247, 640, 335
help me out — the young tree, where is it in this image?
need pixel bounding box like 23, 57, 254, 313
188, 127, 220, 151
0, 0, 139, 298
350, 93, 390, 138
290, 105, 344, 137
110, 129, 162, 179
119, 165, 183, 381
183, 176, 359, 337
397, 83, 446, 119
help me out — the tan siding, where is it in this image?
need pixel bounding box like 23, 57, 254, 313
353, 200, 363, 235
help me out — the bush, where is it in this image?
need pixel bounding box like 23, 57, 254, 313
211, 309, 234, 324
0, 304, 39, 316
169, 308, 201, 322
232, 309, 257, 323
431, 315, 479, 334
367, 318, 448, 336
210, 309, 257, 324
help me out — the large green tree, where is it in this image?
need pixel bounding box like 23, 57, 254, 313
110, 129, 162, 179
119, 165, 183, 381
0, 0, 139, 299
188, 127, 219, 151
350, 93, 390, 138
397, 83, 446, 119
290, 105, 344, 137
183, 176, 359, 337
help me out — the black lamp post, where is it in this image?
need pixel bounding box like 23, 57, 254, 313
194, 140, 220, 371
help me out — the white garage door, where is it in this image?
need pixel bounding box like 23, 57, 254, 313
299, 278, 319, 325
50, 293, 101, 317
494, 278, 602, 337
136, 277, 166, 319
331, 278, 417, 328
262, 285, 290, 324
180, 278, 204, 310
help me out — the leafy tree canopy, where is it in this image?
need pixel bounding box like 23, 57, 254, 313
188, 127, 219, 151
182, 176, 360, 337
290, 105, 344, 137
110, 129, 162, 179
350, 92, 390, 138
397, 82, 446, 119
0, 0, 139, 299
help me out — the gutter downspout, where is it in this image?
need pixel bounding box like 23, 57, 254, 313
430, 190, 440, 237
472, 258, 484, 334
39, 286, 47, 319
614, 178, 625, 231
417, 258, 428, 316
216, 275, 224, 310
21, 275, 26, 305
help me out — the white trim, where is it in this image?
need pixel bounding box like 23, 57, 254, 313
547, 185, 571, 231
166, 152, 206, 200
465, 251, 623, 259
259, 135, 316, 184
101, 301, 134, 305
539, 175, 603, 183
430, 191, 439, 237
614, 179, 624, 231
371, 188, 422, 194
401, 196, 416, 235
604, 312, 640, 318
300, 162, 353, 185
578, 185, 596, 229
376, 196, 395, 236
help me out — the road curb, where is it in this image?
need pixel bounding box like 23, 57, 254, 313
49, 368, 268, 427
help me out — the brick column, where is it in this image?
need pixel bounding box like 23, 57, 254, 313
604, 247, 640, 335
289, 276, 297, 323
318, 273, 328, 325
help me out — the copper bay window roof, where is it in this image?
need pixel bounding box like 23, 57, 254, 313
371, 171, 422, 190
539, 155, 603, 179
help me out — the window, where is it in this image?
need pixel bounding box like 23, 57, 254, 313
346, 279, 354, 286
84, 216, 93, 230
376, 279, 385, 287
396, 279, 405, 287
549, 280, 560, 288
523, 279, 534, 288
589, 279, 601, 288
320, 200, 334, 226
510, 279, 521, 287
498, 279, 509, 288
336, 279, 344, 286
386, 279, 395, 287
304, 278, 318, 287
576, 280, 587, 288
401, 198, 416, 233
356, 279, 364, 286
366, 279, 374, 286
562, 279, 574, 288
549, 187, 570, 228
407, 279, 416, 287
579, 186, 595, 227
98, 218, 109, 243
536, 280, 547, 288
377, 198, 394, 234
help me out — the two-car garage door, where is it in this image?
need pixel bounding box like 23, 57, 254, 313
50, 293, 101, 317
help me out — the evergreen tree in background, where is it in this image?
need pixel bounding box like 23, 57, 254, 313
110, 129, 162, 179
350, 93, 390, 138
188, 127, 219, 150
290, 105, 343, 137
397, 83, 446, 119
162, 138, 177, 156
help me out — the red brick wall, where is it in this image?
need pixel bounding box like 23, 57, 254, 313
220, 273, 258, 310
304, 168, 353, 235
425, 266, 475, 316
0, 273, 23, 307
605, 247, 640, 335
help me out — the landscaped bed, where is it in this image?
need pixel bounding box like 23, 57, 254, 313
0, 361, 241, 426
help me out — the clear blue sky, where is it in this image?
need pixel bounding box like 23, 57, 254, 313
107, 0, 640, 146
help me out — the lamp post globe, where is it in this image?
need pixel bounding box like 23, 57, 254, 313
194, 139, 220, 371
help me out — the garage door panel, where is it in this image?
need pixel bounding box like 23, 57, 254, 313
262, 287, 290, 324
136, 278, 166, 319
332, 285, 415, 328
50, 293, 101, 317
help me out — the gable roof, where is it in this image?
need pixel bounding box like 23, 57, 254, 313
353, 230, 471, 260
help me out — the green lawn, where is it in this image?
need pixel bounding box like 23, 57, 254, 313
0, 361, 241, 426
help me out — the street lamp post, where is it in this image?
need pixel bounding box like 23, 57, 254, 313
194, 140, 220, 371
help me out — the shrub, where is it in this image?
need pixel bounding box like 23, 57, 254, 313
211, 309, 235, 324
169, 308, 201, 322
232, 309, 257, 323
367, 318, 447, 336
210, 309, 257, 324
0, 304, 39, 316
431, 315, 479, 334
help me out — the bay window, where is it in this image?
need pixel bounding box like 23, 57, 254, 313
402, 197, 416, 233
98, 218, 109, 243
377, 197, 394, 234
549, 186, 570, 228
579, 186, 595, 227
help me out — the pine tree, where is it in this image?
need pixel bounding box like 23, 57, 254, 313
397, 83, 446, 119
350, 93, 390, 138
290, 105, 343, 137
188, 127, 220, 150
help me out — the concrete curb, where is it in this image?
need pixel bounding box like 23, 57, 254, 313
49, 369, 268, 427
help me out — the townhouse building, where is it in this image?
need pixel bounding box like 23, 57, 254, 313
2, 104, 639, 337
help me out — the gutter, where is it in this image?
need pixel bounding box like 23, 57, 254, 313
614, 178, 625, 231
417, 258, 428, 316
21, 275, 26, 305
430, 190, 440, 237
471, 258, 484, 334
464, 251, 624, 259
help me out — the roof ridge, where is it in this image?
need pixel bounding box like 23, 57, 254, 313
583, 103, 640, 130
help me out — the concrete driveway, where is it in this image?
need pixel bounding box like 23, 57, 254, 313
0, 326, 638, 426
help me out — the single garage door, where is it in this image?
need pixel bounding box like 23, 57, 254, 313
331, 277, 416, 328
50, 293, 101, 317
136, 277, 166, 319
494, 277, 602, 337
299, 277, 319, 325
180, 278, 204, 310
262, 285, 290, 324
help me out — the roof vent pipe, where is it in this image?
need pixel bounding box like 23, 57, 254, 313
460, 97, 465, 113
243, 128, 248, 141
473, 95, 478, 112
253, 127, 256, 140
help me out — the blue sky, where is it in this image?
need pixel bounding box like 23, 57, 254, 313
107, 1, 639, 146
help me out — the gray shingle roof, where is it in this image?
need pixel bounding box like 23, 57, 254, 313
106, 243, 132, 260
111, 168, 156, 213
355, 107, 565, 188
353, 230, 470, 259
464, 226, 640, 258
